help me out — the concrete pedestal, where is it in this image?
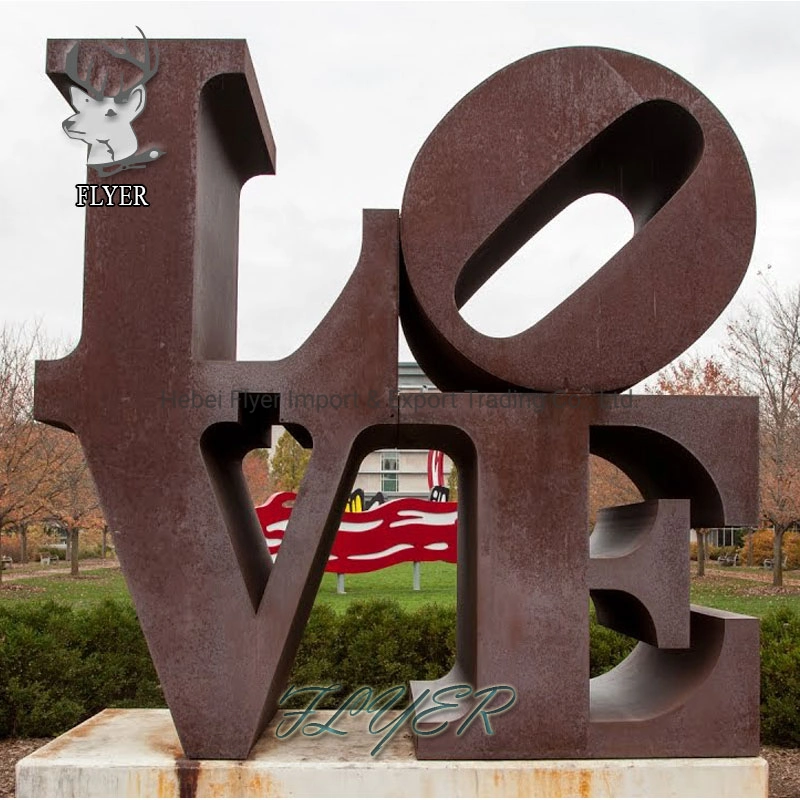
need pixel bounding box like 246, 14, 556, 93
16, 709, 768, 797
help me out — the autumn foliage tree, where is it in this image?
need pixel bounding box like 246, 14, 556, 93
588, 457, 642, 529
727, 280, 800, 586
0, 325, 70, 578
243, 449, 273, 505
0, 324, 104, 579
1, 327, 39, 552
746, 529, 800, 570
270, 430, 311, 492
447, 464, 458, 502
42, 433, 102, 577
649, 353, 742, 396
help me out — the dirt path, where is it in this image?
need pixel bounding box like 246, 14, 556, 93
0, 558, 119, 582
704, 566, 800, 585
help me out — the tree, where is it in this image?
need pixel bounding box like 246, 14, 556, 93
727, 279, 800, 586
588, 457, 642, 529
1, 324, 38, 575
11, 426, 74, 566
243, 449, 273, 505
447, 464, 458, 502
649, 353, 742, 396
648, 353, 742, 576
42, 433, 102, 578
270, 431, 311, 492
746, 528, 800, 569
0, 325, 70, 579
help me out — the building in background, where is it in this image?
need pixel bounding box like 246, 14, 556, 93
354, 362, 453, 500
267, 363, 453, 500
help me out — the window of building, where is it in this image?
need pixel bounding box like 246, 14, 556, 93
381, 451, 399, 493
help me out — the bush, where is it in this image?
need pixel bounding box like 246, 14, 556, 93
589, 616, 635, 677
0, 539, 22, 563
37, 545, 66, 560
0, 601, 162, 737
288, 600, 457, 709
1, 600, 799, 748
746, 529, 800, 569
760, 606, 800, 746
707, 545, 736, 562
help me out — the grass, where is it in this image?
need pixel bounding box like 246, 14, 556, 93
0, 569, 130, 609
2, 562, 799, 618
316, 562, 457, 612
690, 573, 800, 616
0, 563, 458, 613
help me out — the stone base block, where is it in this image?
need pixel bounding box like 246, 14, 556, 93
16, 709, 768, 797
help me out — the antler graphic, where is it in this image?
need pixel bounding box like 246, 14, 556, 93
104, 26, 159, 103
64, 42, 107, 101
64, 28, 158, 103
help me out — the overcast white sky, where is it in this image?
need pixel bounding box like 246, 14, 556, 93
1, 1, 799, 380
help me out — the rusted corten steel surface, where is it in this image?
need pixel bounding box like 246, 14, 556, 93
35, 41, 760, 761
401, 47, 756, 394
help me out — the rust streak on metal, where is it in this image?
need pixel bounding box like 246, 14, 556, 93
176, 759, 200, 798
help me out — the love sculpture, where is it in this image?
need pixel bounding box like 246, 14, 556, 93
36, 39, 760, 760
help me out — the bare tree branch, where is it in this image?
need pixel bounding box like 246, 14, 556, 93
726, 278, 800, 586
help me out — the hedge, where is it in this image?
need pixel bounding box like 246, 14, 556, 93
760, 606, 800, 746
0, 599, 798, 745
0, 601, 162, 737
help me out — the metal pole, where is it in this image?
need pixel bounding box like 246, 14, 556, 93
337, 573, 346, 594
413, 561, 421, 591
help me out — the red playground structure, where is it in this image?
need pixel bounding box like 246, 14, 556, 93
255, 450, 456, 574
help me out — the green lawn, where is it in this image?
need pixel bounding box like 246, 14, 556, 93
316, 562, 457, 612
0, 563, 458, 613
0, 568, 130, 609
690, 573, 800, 616
1, 562, 798, 618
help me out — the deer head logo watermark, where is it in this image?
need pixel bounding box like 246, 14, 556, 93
62, 27, 165, 178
